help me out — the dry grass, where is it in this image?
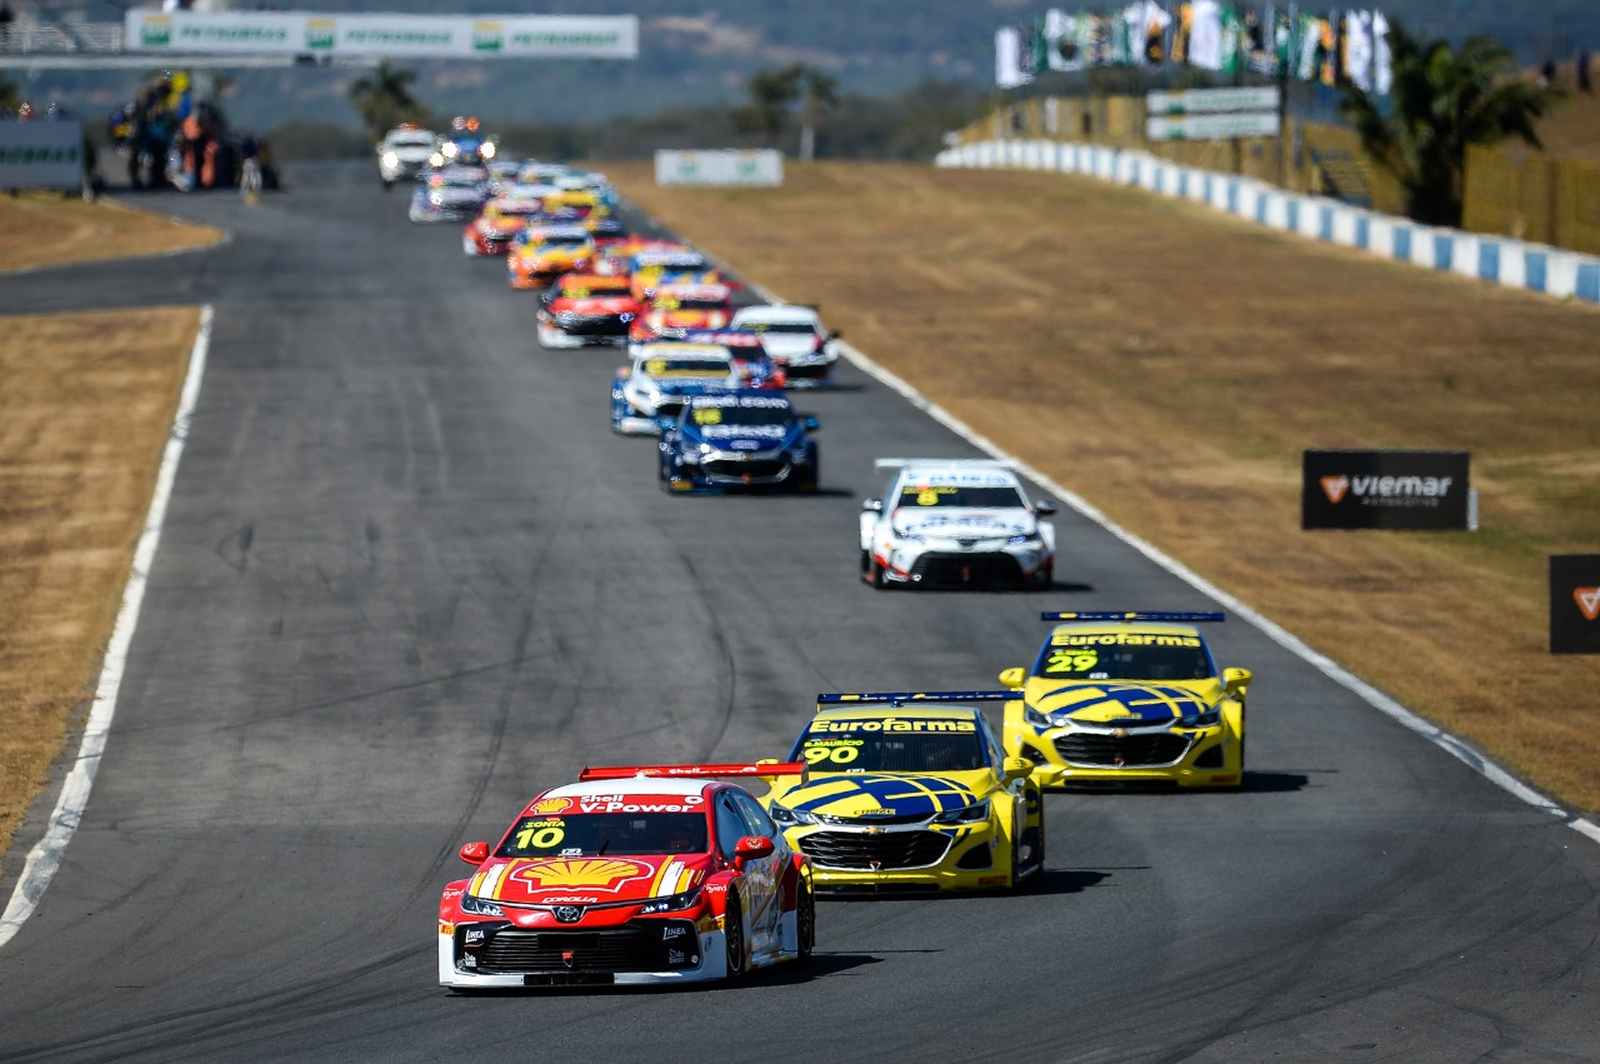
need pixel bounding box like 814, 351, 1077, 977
610, 160, 1600, 812
0, 194, 222, 273
0, 307, 200, 867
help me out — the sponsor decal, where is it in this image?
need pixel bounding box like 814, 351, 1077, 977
140, 15, 172, 46
472, 19, 504, 51
464, 928, 484, 945
571, 794, 703, 814
542, 895, 600, 904
553, 905, 584, 923
508, 858, 652, 892
530, 797, 573, 815
1319, 475, 1349, 504
1051, 632, 1202, 648
808, 717, 977, 734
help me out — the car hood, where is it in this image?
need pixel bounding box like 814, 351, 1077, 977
388, 146, 433, 162
466, 853, 712, 906
770, 770, 995, 820
1024, 680, 1222, 726
682, 422, 800, 453
555, 295, 637, 315
891, 507, 1035, 540
751, 333, 818, 358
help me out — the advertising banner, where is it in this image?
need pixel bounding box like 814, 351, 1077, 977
124, 11, 638, 59
1302, 450, 1471, 530
1550, 555, 1600, 654
1147, 112, 1280, 140
1146, 86, 1282, 115
0, 120, 84, 191
655, 150, 783, 187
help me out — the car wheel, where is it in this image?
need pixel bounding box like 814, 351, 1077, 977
796, 882, 815, 962
1033, 562, 1054, 589
723, 897, 747, 981
859, 549, 871, 577
1021, 786, 1045, 879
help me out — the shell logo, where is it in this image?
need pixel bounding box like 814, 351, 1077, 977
530, 797, 572, 815
510, 858, 650, 892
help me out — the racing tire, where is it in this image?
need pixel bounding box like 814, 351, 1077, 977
1020, 786, 1046, 882
723, 897, 748, 982
795, 882, 816, 963
1032, 561, 1054, 590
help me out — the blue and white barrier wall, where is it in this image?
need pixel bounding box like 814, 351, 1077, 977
936, 140, 1600, 306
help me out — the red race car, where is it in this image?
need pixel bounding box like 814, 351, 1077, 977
461, 197, 552, 257
438, 763, 815, 989
628, 282, 734, 343
537, 273, 641, 348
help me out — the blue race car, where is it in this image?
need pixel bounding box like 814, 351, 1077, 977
658, 390, 820, 493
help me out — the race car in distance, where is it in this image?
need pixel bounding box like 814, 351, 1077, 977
629, 282, 734, 342
376, 124, 436, 187
484, 157, 524, 197
586, 216, 630, 249
729, 304, 841, 387
998, 611, 1251, 789
860, 459, 1057, 589
543, 188, 604, 219
507, 224, 595, 289
659, 391, 819, 493
763, 695, 1044, 894
433, 115, 496, 167
663, 330, 786, 390
626, 250, 717, 300
439, 763, 815, 988
462, 197, 554, 257
537, 274, 640, 348
409, 167, 489, 223
611, 343, 744, 434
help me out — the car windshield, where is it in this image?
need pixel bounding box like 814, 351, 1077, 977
687, 405, 791, 428
742, 322, 817, 334
1032, 633, 1215, 681
537, 235, 590, 247
897, 486, 1025, 508
389, 134, 433, 147
658, 298, 727, 312
497, 812, 707, 858
788, 719, 988, 772
641, 358, 730, 378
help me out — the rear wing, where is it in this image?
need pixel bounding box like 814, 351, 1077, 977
818, 690, 1016, 707
873, 458, 1014, 472
578, 762, 807, 782
1041, 611, 1225, 623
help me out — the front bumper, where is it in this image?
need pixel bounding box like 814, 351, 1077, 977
782, 822, 1006, 894
875, 540, 1051, 588
539, 316, 630, 348
776, 356, 837, 387
1008, 722, 1240, 789
438, 920, 727, 988
665, 448, 813, 493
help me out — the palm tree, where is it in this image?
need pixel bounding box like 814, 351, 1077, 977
347, 61, 425, 143
795, 66, 838, 162
1341, 22, 1561, 227
735, 67, 799, 146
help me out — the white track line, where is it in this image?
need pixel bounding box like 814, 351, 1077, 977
0, 304, 214, 950
682, 227, 1598, 845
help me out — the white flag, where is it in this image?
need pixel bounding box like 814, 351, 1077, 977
996, 26, 1031, 88
1373, 11, 1394, 95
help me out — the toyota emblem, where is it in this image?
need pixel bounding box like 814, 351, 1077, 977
553, 905, 584, 923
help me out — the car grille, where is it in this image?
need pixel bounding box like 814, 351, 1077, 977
797, 830, 952, 870
558, 315, 629, 337
1053, 731, 1191, 767
703, 458, 790, 481
654, 400, 685, 420
909, 552, 1024, 587
471, 925, 692, 975
818, 811, 931, 826
783, 362, 831, 380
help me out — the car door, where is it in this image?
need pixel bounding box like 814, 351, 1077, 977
726, 791, 783, 947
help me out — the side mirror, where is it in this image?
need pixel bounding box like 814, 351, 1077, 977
997, 665, 1026, 689
1001, 756, 1032, 781
1034, 500, 1058, 517
1222, 666, 1253, 691
733, 835, 775, 867
802, 415, 820, 432
861, 497, 883, 513
458, 840, 490, 866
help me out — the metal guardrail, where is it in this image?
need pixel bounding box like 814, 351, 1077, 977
0, 23, 125, 53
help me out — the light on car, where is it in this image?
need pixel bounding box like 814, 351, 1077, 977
459, 894, 504, 917
638, 886, 701, 914
933, 799, 990, 825
769, 802, 818, 826
480, 141, 496, 159
381, 151, 399, 167
1023, 705, 1052, 730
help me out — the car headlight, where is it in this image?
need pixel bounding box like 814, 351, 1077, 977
381, 151, 398, 167
1184, 707, 1223, 727
933, 799, 990, 825
459, 894, 504, 916
769, 802, 818, 826
442, 142, 459, 158
1008, 534, 1043, 546
481, 141, 496, 159
638, 886, 701, 914
1024, 705, 1052, 730
697, 442, 714, 456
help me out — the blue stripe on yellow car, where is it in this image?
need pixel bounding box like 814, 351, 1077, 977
1036, 683, 1208, 723
790, 774, 974, 816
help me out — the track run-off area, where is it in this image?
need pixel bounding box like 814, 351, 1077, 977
1, 164, 1597, 1063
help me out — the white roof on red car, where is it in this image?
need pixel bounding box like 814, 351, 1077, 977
655, 282, 731, 301
542, 776, 711, 799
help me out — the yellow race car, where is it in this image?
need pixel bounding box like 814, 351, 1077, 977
762, 695, 1044, 894
999, 611, 1252, 790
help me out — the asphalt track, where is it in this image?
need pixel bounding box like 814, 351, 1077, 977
2, 164, 1598, 1063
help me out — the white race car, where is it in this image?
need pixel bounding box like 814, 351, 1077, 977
610, 343, 743, 435
376, 125, 436, 187
860, 459, 1057, 589
728, 304, 841, 387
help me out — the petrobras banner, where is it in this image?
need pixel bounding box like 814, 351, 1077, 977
1146, 87, 1281, 116
1147, 112, 1280, 141
0, 120, 83, 191
655, 150, 783, 187
123, 11, 638, 59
